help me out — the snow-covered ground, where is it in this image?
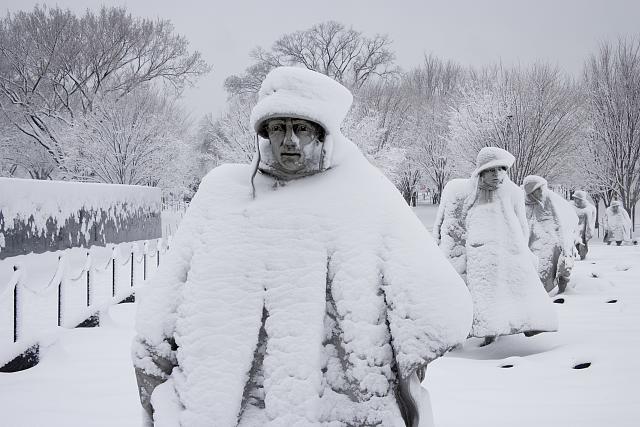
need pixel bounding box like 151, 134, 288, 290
0, 304, 141, 426
429, 241, 640, 427
412, 203, 439, 232
0, 207, 639, 426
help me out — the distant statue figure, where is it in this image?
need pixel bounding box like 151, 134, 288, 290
522, 175, 579, 294
604, 200, 632, 246
433, 147, 558, 347
571, 190, 596, 260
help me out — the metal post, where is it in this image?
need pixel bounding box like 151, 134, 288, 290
86, 270, 91, 307
13, 280, 18, 343
143, 254, 147, 280
157, 250, 160, 267
131, 252, 134, 287
57, 281, 62, 327
112, 258, 115, 297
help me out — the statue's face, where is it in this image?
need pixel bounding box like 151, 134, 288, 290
265, 117, 324, 175
574, 198, 586, 208
612, 204, 619, 213
479, 166, 507, 187
531, 187, 543, 199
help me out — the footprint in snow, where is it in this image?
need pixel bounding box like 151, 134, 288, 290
500, 364, 514, 369
614, 265, 631, 271
606, 299, 618, 304
573, 362, 591, 370
553, 298, 565, 304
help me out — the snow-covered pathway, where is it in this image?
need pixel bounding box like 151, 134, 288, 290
0, 236, 638, 427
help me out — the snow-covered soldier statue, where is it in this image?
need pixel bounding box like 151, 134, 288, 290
433, 147, 558, 346
132, 66, 473, 427
604, 200, 632, 246
522, 175, 579, 294
571, 190, 596, 259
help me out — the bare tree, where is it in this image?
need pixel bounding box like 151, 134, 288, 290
582, 37, 640, 229
224, 21, 398, 95
412, 125, 453, 204
341, 101, 406, 181
0, 108, 55, 178
345, 55, 465, 205
449, 63, 581, 185
203, 94, 258, 165
61, 86, 196, 194
0, 5, 210, 175
404, 55, 465, 202
224, 60, 276, 97
396, 167, 421, 206
358, 79, 412, 151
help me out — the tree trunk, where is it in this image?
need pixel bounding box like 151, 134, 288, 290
593, 194, 600, 234
403, 190, 412, 205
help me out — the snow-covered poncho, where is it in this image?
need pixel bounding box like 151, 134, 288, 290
433, 177, 558, 338
524, 187, 579, 292
604, 205, 632, 242
133, 67, 472, 427
573, 201, 596, 244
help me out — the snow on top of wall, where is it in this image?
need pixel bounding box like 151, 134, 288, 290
0, 177, 161, 233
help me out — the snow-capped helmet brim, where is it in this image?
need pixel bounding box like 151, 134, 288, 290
472, 146, 515, 177
250, 66, 353, 138
572, 191, 587, 200
522, 175, 547, 194
473, 158, 514, 176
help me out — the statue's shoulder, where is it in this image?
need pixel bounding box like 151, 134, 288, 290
505, 180, 525, 199
443, 178, 473, 199
199, 164, 252, 192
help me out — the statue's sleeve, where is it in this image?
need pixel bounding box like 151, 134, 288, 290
132, 186, 203, 420
432, 197, 446, 244
513, 186, 530, 240
432, 180, 460, 245
381, 206, 472, 380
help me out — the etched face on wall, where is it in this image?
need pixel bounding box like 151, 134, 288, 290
264, 117, 325, 176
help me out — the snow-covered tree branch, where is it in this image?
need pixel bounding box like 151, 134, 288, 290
224, 21, 398, 96
59, 86, 198, 199
449, 63, 581, 185
582, 37, 640, 228
0, 5, 210, 176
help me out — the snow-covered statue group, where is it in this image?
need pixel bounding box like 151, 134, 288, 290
132, 65, 631, 426
132, 67, 474, 427
433, 148, 559, 346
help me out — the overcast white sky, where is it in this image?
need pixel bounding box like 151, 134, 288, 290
3, 0, 640, 120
